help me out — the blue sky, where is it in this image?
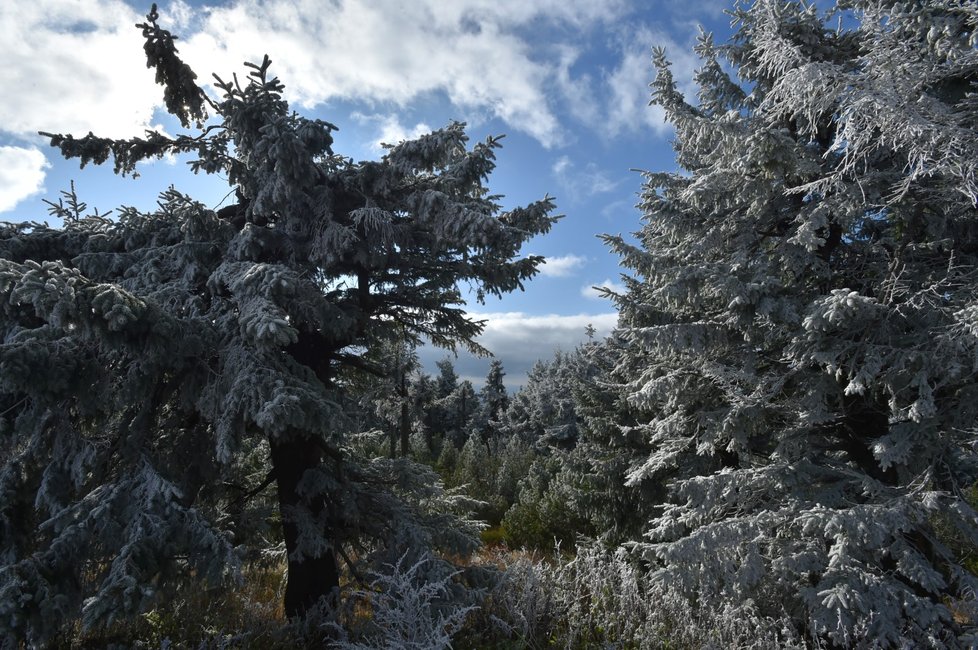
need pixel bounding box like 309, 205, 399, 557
0, 0, 735, 387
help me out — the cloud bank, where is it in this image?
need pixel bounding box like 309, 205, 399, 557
0, 0, 164, 139
1, 0, 709, 155
419, 310, 618, 388
176, 0, 626, 148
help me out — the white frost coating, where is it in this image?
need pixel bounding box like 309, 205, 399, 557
601, 1, 978, 647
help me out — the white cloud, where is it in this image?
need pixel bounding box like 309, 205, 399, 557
0, 146, 50, 213
476, 310, 617, 348
177, 0, 626, 148
0, 1, 165, 139
600, 197, 638, 221
604, 26, 701, 138
419, 310, 618, 388
552, 155, 621, 202
549, 22, 703, 140
582, 277, 625, 299
0, 0, 628, 149
164, 0, 197, 32
0, 0, 706, 155
553, 44, 601, 128
351, 113, 433, 154
538, 253, 587, 277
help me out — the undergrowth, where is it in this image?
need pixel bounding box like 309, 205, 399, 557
49, 544, 820, 649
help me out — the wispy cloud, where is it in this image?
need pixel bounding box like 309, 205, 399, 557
351, 113, 433, 153
552, 155, 621, 202
600, 197, 638, 221
603, 26, 701, 138
582, 277, 626, 299
538, 253, 588, 277
550, 20, 704, 140
176, 0, 626, 148
552, 44, 601, 128
0, 146, 50, 213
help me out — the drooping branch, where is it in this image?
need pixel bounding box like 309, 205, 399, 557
136, 3, 208, 127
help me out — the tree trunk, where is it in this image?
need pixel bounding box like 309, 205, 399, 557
269, 435, 340, 619
840, 393, 897, 484
399, 400, 410, 457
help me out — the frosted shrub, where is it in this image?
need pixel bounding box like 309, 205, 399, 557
484, 544, 811, 649
337, 552, 475, 650
483, 550, 557, 647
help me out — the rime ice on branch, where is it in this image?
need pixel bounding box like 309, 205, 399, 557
0, 4, 556, 643
604, 1, 978, 646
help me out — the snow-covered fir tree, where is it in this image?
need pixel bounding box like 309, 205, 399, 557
472, 359, 509, 448
0, 6, 556, 643
502, 349, 583, 448
408, 371, 438, 462
603, 0, 978, 646
446, 378, 479, 450
368, 335, 421, 458
429, 358, 464, 449
500, 335, 658, 548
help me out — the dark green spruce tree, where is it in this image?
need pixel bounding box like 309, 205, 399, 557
0, 6, 556, 643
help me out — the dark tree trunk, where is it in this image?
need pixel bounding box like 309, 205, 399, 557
276, 331, 345, 617
839, 393, 897, 484
399, 399, 410, 457
269, 435, 340, 619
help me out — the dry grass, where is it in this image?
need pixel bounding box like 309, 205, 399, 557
54, 560, 289, 649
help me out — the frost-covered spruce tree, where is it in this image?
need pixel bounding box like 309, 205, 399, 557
441, 373, 479, 450
472, 359, 509, 447
0, 6, 556, 643
563, 332, 661, 544
429, 358, 466, 449
502, 349, 584, 448
368, 335, 421, 458
501, 335, 657, 548
606, 1, 978, 646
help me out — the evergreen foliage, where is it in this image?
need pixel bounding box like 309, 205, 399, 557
368, 336, 422, 458
472, 359, 509, 447
0, 5, 556, 643
603, 0, 978, 645
497, 336, 656, 549
7, 1, 978, 646
453, 433, 502, 522
429, 358, 468, 450
502, 350, 581, 448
